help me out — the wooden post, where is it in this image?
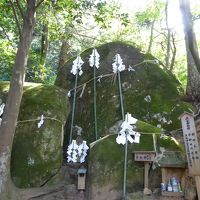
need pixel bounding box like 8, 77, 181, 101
161, 168, 166, 183
195, 176, 200, 199
134, 151, 156, 194
144, 162, 149, 188
180, 112, 200, 175
180, 112, 200, 199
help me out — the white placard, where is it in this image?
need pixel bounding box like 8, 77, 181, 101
134, 152, 156, 162
180, 112, 200, 175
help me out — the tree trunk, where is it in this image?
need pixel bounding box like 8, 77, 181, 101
40, 23, 49, 66
57, 39, 71, 72
0, 1, 36, 199
147, 19, 155, 53
165, 0, 171, 69
180, 0, 200, 74
170, 32, 177, 71
185, 34, 200, 100
180, 0, 200, 101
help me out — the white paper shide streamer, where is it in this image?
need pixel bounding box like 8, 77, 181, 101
67, 140, 89, 163
89, 49, 100, 69
70, 55, 84, 76
0, 103, 5, 116
116, 113, 141, 145
112, 54, 125, 73
38, 115, 44, 128
0, 103, 5, 125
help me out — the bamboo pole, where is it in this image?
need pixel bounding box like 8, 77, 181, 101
117, 63, 126, 200
144, 162, 149, 189
69, 68, 78, 144
93, 50, 98, 140
117, 70, 125, 120
123, 133, 128, 200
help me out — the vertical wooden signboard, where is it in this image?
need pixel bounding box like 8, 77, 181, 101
180, 112, 200, 198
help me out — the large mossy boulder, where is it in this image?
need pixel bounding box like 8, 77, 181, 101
0, 82, 69, 188
55, 41, 192, 142
55, 42, 191, 199
88, 121, 185, 200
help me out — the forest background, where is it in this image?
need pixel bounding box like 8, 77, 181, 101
0, 0, 199, 87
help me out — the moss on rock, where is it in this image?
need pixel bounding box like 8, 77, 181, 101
157, 134, 183, 152
88, 121, 183, 199
0, 82, 69, 188
55, 42, 193, 143
54, 41, 191, 197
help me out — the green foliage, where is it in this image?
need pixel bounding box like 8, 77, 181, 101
26, 0, 124, 83
135, 0, 165, 27
0, 1, 18, 80
0, 0, 199, 88
0, 0, 123, 83
0, 40, 15, 80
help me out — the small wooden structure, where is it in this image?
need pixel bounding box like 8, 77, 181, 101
134, 151, 156, 192
158, 151, 187, 199
77, 167, 87, 190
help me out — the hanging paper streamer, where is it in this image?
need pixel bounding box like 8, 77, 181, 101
112, 53, 126, 119
0, 103, 5, 116
67, 140, 89, 163
69, 55, 84, 143
112, 54, 125, 73
38, 115, 44, 128
116, 113, 140, 145
125, 113, 137, 124
67, 91, 71, 97
89, 49, 100, 69
128, 65, 135, 72
70, 55, 84, 76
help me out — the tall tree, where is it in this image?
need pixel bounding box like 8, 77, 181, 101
164, 0, 177, 71
180, 0, 200, 102
0, 1, 40, 199
40, 23, 49, 66
57, 39, 71, 71
165, 0, 171, 69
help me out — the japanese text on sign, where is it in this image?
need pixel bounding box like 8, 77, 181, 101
180, 113, 200, 176
134, 152, 156, 162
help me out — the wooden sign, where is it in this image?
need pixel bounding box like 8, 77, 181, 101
180, 112, 200, 176
134, 151, 156, 192
134, 151, 156, 162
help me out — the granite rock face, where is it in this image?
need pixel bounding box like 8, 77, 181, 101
0, 82, 69, 188
87, 121, 185, 200
55, 42, 191, 143
0, 41, 192, 196
55, 42, 192, 199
